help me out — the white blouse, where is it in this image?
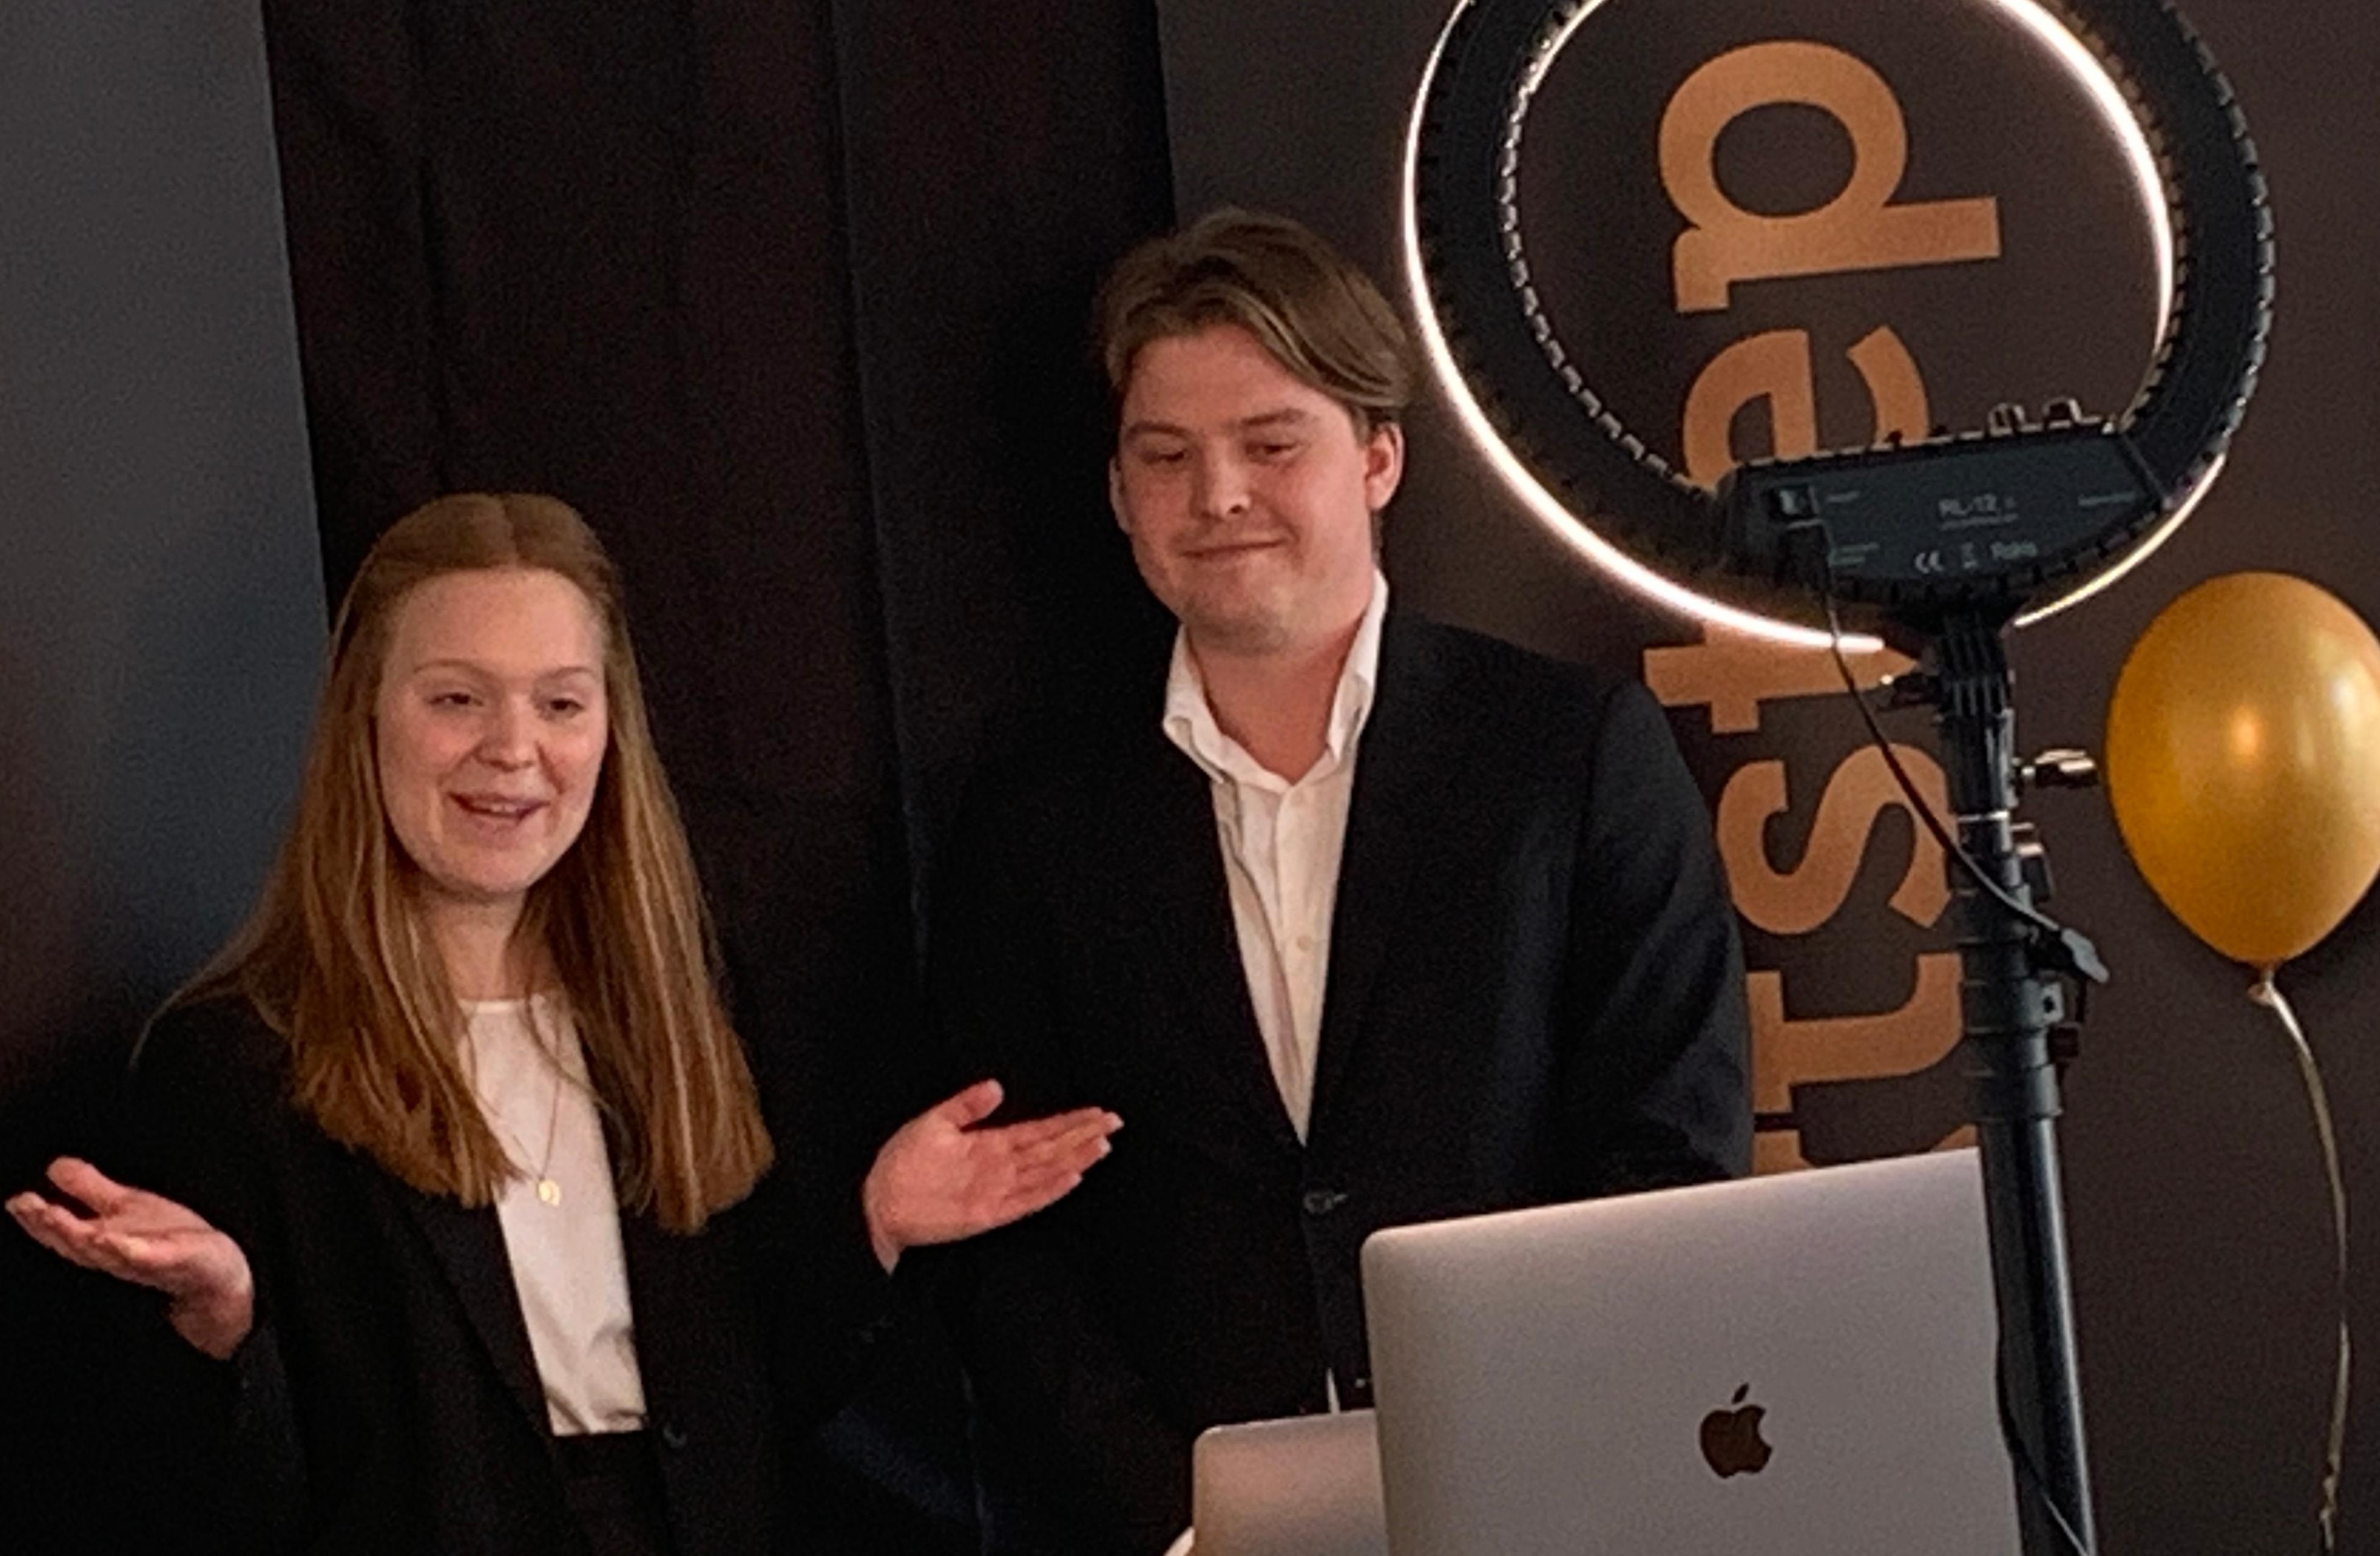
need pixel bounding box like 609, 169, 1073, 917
462, 995, 646, 1436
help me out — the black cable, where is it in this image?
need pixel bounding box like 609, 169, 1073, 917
1815, 594, 2071, 948
1776, 520, 2106, 993
1996, 1342, 2098, 1556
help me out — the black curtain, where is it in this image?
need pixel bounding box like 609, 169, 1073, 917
5, 2, 1173, 1551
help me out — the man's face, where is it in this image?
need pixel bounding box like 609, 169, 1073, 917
1111, 323, 1402, 656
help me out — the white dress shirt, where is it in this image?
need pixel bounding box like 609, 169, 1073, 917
462, 994, 647, 1436
1160, 571, 1389, 1142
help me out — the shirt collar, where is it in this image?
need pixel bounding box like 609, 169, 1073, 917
1162, 570, 1389, 787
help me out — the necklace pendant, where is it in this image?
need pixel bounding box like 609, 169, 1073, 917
536, 1177, 562, 1206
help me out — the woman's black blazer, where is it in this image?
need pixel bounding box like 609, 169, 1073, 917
120, 995, 895, 1555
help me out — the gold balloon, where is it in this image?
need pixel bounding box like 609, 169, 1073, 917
2104, 572, 2380, 970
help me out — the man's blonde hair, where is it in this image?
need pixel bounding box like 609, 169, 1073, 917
1097, 208, 1417, 434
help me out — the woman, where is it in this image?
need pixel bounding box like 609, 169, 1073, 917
7, 493, 1116, 1554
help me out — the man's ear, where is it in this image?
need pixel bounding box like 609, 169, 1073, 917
1108, 457, 1131, 533
1363, 420, 1406, 512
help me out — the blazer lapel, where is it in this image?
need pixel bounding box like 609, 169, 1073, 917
1108, 721, 1304, 1165
391, 1185, 549, 1436
615, 1208, 708, 1436
1311, 615, 1462, 1131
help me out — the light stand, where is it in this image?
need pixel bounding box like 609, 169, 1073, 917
1408, 3, 2275, 1547
1925, 611, 2098, 1555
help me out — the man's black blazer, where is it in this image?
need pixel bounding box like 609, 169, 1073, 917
114, 996, 895, 1555
935, 613, 1753, 1554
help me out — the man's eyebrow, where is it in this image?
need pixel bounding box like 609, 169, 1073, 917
1120, 407, 1319, 441
1233, 408, 1317, 432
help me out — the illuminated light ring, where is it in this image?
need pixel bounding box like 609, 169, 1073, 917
1403, 0, 2272, 636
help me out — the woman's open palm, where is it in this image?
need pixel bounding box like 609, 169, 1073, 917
7, 1156, 254, 1358
861, 1080, 1120, 1269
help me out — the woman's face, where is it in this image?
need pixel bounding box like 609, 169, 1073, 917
375, 567, 609, 914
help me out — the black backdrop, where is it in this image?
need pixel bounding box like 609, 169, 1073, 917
266, 2, 1174, 1549
3, 2, 1171, 1551
1154, 2, 2380, 1552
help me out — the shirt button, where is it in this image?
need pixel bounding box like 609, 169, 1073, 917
659, 1422, 689, 1451
1302, 1188, 1349, 1216
1292, 934, 1314, 955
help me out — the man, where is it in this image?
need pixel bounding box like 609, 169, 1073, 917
936, 209, 1751, 1553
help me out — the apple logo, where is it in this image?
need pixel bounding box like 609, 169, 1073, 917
1699, 1383, 1773, 1477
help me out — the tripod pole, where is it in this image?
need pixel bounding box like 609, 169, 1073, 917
1930, 614, 2096, 1556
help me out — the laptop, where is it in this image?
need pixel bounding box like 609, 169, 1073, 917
1361, 1148, 2023, 1556
1186, 1408, 1389, 1556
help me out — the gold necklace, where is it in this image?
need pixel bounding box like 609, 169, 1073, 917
475, 1002, 570, 1206
529, 1047, 565, 1206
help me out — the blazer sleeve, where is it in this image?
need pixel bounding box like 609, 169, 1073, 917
734, 1138, 907, 1437
928, 776, 1195, 1555
1558, 679, 1754, 1193
119, 1000, 310, 1550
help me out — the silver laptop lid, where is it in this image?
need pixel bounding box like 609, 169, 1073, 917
1361, 1148, 2022, 1556
1190, 1408, 1389, 1556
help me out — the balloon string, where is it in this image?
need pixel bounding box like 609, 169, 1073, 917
2247, 973, 2350, 1554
